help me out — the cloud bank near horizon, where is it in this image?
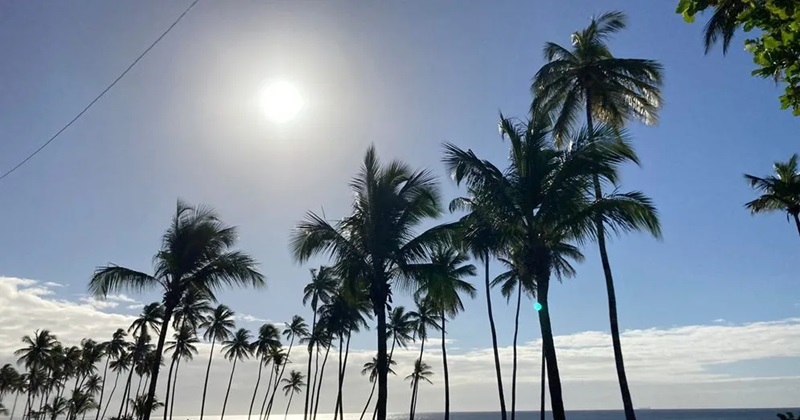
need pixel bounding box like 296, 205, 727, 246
0, 276, 798, 415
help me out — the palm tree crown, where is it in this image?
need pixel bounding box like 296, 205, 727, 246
744, 154, 800, 235
223, 329, 254, 362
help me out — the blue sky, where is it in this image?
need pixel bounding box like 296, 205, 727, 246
0, 0, 798, 411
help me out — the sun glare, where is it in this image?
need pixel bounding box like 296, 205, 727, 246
260, 80, 304, 123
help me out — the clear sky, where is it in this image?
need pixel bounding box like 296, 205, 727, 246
0, 0, 798, 414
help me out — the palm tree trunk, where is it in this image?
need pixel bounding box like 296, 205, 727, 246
536, 278, 565, 420
586, 103, 637, 420
220, 358, 238, 420
94, 358, 110, 420
441, 313, 451, 420
199, 339, 216, 420
11, 391, 20, 420
141, 305, 174, 420
283, 393, 294, 420
374, 288, 388, 420
334, 336, 344, 420
511, 283, 522, 420
482, 257, 507, 420
338, 333, 352, 420
312, 345, 331, 420
303, 309, 317, 420
101, 371, 120, 420
134, 375, 143, 403
793, 213, 800, 236
163, 357, 177, 420
119, 368, 134, 419
307, 344, 320, 420
409, 338, 425, 420
359, 381, 376, 420
169, 358, 181, 420
248, 356, 266, 420
539, 343, 545, 420
266, 336, 295, 419
259, 364, 275, 420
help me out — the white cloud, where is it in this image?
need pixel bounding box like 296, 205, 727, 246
127, 304, 145, 310
0, 275, 798, 415
712, 318, 726, 323
236, 313, 268, 323
43, 281, 65, 287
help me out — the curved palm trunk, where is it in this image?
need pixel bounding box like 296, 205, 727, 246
95, 358, 111, 420
220, 358, 239, 420
283, 393, 294, 420
302, 343, 313, 420
311, 345, 331, 420
482, 257, 507, 420
793, 213, 800, 237
248, 356, 265, 420
163, 357, 177, 420
409, 338, 425, 420
537, 278, 565, 420
511, 283, 522, 420
258, 364, 275, 420
359, 381, 376, 420
338, 333, 352, 420
334, 336, 344, 420
142, 306, 174, 420
374, 288, 388, 420
441, 314, 451, 420
266, 336, 295, 419
199, 339, 216, 420
101, 370, 121, 420
169, 358, 181, 420
118, 368, 134, 419
306, 344, 320, 420
11, 391, 20, 420
586, 104, 637, 420
539, 343, 545, 420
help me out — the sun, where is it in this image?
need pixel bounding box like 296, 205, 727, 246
260, 81, 304, 123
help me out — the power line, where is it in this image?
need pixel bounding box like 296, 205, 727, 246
0, 0, 201, 183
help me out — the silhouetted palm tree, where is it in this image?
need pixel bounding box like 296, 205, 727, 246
533, 12, 663, 419
265, 316, 308, 420
163, 326, 198, 420
358, 356, 396, 420
44, 396, 67, 420
301, 267, 336, 420
261, 346, 286, 420
130, 395, 163, 420
407, 299, 440, 420
280, 371, 305, 420
745, 154, 800, 235
220, 329, 253, 420
104, 348, 131, 420
291, 146, 446, 420
95, 329, 127, 420
445, 113, 658, 420
414, 247, 476, 420
405, 360, 433, 420
89, 201, 265, 420
15, 330, 58, 420
250, 324, 281, 420
198, 304, 236, 420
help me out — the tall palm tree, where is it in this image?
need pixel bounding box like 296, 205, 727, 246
744, 154, 800, 235
359, 356, 396, 420
308, 325, 332, 420
444, 114, 658, 420
128, 304, 165, 340
291, 146, 446, 420
0, 364, 23, 420
280, 371, 305, 420
198, 304, 236, 420
104, 350, 131, 420
407, 299, 440, 420
95, 329, 127, 420
452, 211, 508, 420
533, 12, 663, 420
414, 247, 476, 420
265, 316, 308, 420
249, 324, 281, 420
261, 346, 286, 420
89, 201, 265, 420
15, 330, 58, 420
163, 326, 198, 420
490, 258, 533, 420
220, 328, 253, 420
301, 267, 336, 420
405, 360, 433, 420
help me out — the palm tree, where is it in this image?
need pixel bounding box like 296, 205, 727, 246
44, 396, 68, 420
261, 347, 286, 420
15, 330, 58, 420
308, 324, 332, 420
407, 299, 440, 420
95, 329, 127, 420
128, 304, 164, 341
89, 201, 266, 420
264, 316, 308, 420
405, 360, 433, 420
444, 113, 658, 420
249, 324, 281, 420
452, 211, 508, 420
163, 326, 198, 420
220, 328, 253, 420
198, 304, 236, 420
414, 247, 476, 420
301, 267, 336, 420
0, 365, 23, 420
172, 288, 212, 332
360, 307, 412, 420
744, 154, 800, 235
104, 349, 131, 420
130, 395, 163, 420
358, 356, 396, 420
490, 258, 533, 420
291, 146, 446, 420
67, 391, 97, 420
532, 12, 664, 420
280, 371, 305, 420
